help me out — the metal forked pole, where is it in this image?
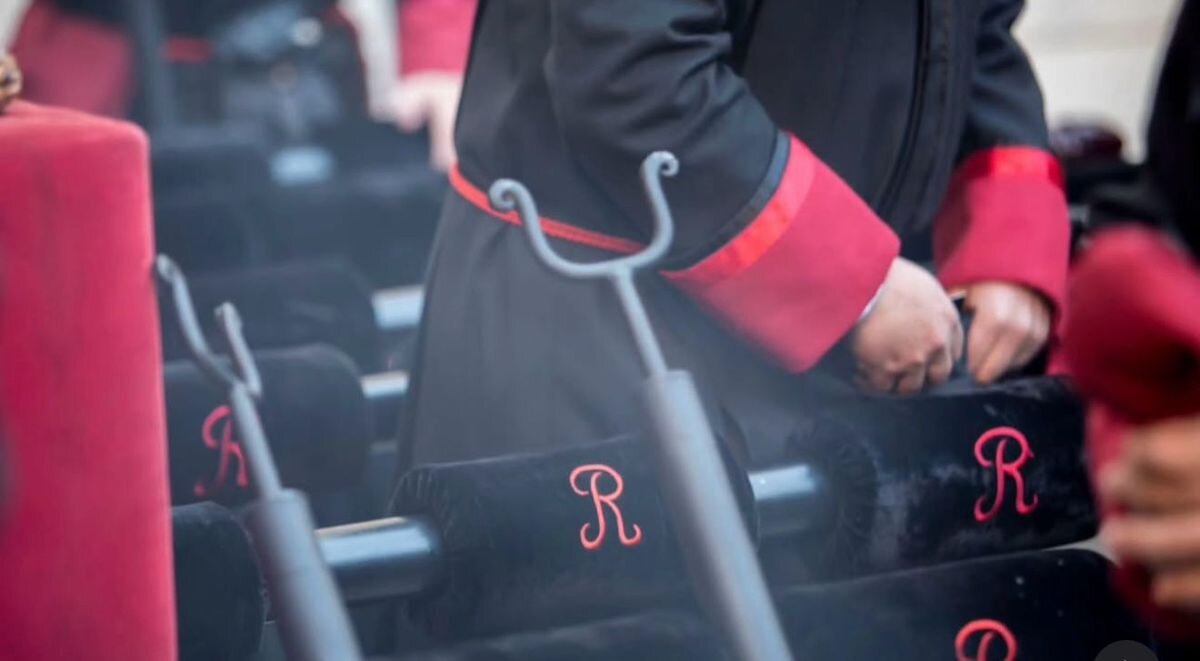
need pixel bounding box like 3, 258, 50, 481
156, 255, 363, 661
488, 154, 794, 661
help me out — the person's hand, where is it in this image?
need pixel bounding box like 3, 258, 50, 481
391, 72, 462, 171
851, 257, 964, 394
1101, 415, 1200, 610
957, 282, 1052, 384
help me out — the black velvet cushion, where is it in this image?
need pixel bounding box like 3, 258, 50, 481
172, 502, 264, 661
391, 437, 754, 638
388, 611, 712, 661
386, 550, 1152, 659
775, 376, 1097, 581
164, 344, 370, 505
392, 375, 1099, 638
159, 259, 381, 372
151, 124, 276, 273
269, 159, 447, 287
781, 549, 1152, 659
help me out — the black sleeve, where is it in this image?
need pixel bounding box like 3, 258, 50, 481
933, 0, 1069, 314
542, 0, 901, 371
544, 0, 784, 263
958, 0, 1051, 157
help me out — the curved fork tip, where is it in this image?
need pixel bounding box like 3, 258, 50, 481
645, 151, 679, 176
155, 254, 178, 280
488, 179, 522, 212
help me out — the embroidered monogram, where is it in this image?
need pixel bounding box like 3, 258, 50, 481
569, 464, 643, 551
973, 426, 1039, 522
955, 618, 1017, 661
194, 405, 250, 498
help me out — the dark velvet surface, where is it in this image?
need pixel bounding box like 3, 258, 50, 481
163, 344, 370, 506
387, 611, 713, 661
391, 438, 752, 638
151, 124, 276, 272
781, 549, 1150, 659
392, 377, 1096, 637
775, 376, 1097, 581
159, 259, 382, 372
384, 550, 1151, 659
172, 502, 264, 661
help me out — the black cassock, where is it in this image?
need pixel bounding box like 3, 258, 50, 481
398, 0, 1070, 469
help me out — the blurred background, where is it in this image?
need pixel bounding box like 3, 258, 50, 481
1018, 0, 1180, 159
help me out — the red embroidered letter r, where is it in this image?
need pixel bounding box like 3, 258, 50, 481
569, 463, 643, 551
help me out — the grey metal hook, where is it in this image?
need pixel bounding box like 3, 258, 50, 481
488, 151, 676, 278
156, 255, 263, 399
215, 304, 263, 399
155, 256, 239, 388
155, 254, 363, 660
488, 152, 679, 376
155, 254, 278, 492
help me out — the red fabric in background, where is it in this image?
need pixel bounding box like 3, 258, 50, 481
0, 102, 176, 659
1065, 225, 1200, 640
10, 1, 132, 117
398, 0, 477, 75
1067, 227, 1200, 423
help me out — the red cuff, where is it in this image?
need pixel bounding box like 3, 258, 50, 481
398, 0, 477, 75
664, 136, 899, 372
934, 147, 1070, 317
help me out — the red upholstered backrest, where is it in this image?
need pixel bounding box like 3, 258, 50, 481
0, 101, 176, 660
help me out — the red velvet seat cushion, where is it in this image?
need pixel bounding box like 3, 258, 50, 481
0, 101, 175, 660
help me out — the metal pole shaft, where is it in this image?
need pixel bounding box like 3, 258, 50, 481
612, 272, 669, 376
226, 383, 283, 496
245, 490, 364, 661
641, 371, 793, 661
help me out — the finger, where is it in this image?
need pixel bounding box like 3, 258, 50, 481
974, 327, 1026, 384
1104, 512, 1200, 566
894, 364, 926, 395
949, 313, 965, 365
1101, 462, 1200, 513
1125, 417, 1200, 484
972, 300, 1034, 383
856, 365, 898, 393
1152, 566, 1200, 608
965, 307, 1003, 378
926, 344, 954, 386
1096, 464, 1127, 506
1010, 303, 1051, 369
